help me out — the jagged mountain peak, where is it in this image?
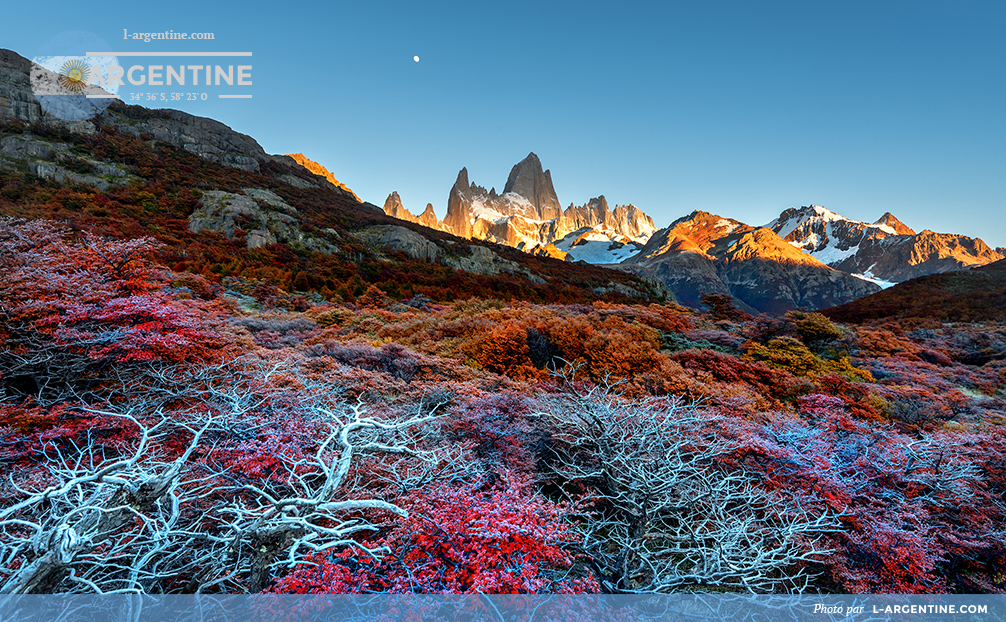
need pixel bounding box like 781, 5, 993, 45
502, 152, 562, 221
875, 212, 915, 235
418, 203, 439, 229
382, 192, 443, 231
382, 191, 406, 219
439, 154, 657, 256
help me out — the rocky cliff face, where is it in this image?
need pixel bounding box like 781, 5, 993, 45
766, 204, 1002, 283
284, 153, 359, 200
622, 211, 880, 312
0, 49, 98, 133
0, 48, 286, 174
439, 153, 657, 257
501, 152, 562, 221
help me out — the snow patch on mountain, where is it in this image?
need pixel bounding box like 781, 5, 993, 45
554, 227, 642, 264
561, 239, 639, 264
768, 205, 846, 239
470, 200, 507, 225
852, 264, 898, 289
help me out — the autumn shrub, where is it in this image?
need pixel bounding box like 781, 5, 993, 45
788, 311, 844, 346
742, 313, 796, 344
539, 315, 663, 382
525, 328, 560, 369
700, 292, 749, 322
171, 272, 220, 300
269, 472, 599, 594
250, 279, 283, 307
672, 348, 808, 403
0, 218, 226, 402
468, 320, 538, 380
305, 341, 426, 383
231, 316, 319, 349
812, 373, 887, 421
745, 337, 872, 382
851, 327, 920, 359
313, 307, 355, 327
445, 393, 539, 473
744, 337, 822, 376
661, 331, 733, 354
719, 394, 1006, 593
357, 284, 391, 309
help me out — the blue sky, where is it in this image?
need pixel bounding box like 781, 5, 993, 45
2, 1, 1004, 246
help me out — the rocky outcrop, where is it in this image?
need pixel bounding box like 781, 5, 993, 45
0, 48, 282, 173
623, 211, 880, 313
107, 108, 269, 171
0, 49, 99, 133
531, 243, 570, 261
353, 225, 442, 262
189, 189, 339, 253
284, 153, 359, 200
353, 225, 546, 283
0, 134, 132, 190
443, 244, 521, 276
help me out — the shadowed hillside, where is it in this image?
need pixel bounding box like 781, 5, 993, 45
823, 259, 1006, 323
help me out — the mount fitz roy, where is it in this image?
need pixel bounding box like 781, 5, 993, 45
382, 153, 1003, 313
384, 153, 656, 263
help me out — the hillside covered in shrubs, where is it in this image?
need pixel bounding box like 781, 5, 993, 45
2, 218, 1005, 594
0, 111, 662, 307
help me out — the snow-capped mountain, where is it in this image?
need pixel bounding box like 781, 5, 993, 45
766, 205, 1003, 284
767, 205, 902, 265
432, 153, 658, 254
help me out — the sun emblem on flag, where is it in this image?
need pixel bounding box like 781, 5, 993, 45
57, 59, 90, 93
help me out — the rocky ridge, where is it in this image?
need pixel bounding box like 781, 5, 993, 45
622, 211, 881, 313
285, 153, 360, 200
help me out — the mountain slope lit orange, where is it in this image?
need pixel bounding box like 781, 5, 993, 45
286, 153, 360, 201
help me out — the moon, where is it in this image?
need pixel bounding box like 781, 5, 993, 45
413, 55, 420, 62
